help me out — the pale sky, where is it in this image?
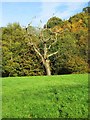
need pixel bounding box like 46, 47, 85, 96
0, 1, 89, 27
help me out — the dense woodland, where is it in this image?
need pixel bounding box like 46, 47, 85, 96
1, 7, 89, 77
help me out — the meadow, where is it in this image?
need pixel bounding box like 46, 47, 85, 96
2, 74, 88, 118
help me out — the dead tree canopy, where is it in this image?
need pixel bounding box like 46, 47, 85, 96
26, 25, 60, 75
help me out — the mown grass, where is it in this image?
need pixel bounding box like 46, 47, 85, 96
2, 74, 88, 118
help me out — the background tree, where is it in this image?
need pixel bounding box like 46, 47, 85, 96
45, 17, 63, 28
49, 11, 88, 75
2, 23, 45, 76
2, 7, 89, 77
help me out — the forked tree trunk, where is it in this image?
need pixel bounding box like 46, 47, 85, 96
44, 59, 51, 76
27, 26, 59, 76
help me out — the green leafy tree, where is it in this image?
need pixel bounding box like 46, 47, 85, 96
2, 7, 89, 76
2, 23, 44, 76
50, 30, 88, 74
45, 17, 63, 28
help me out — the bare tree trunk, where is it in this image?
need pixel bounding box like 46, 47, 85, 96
44, 59, 51, 76
27, 26, 59, 76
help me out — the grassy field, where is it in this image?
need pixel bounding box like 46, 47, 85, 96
2, 74, 88, 118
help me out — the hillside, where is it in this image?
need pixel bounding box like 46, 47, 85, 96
2, 10, 89, 77
49, 12, 88, 33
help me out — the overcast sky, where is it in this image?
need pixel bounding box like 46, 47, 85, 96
1, 1, 88, 27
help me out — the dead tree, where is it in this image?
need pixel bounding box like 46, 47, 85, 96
26, 23, 67, 76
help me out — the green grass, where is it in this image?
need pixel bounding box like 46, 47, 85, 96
2, 74, 88, 118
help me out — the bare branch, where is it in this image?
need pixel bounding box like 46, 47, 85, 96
48, 33, 57, 50
27, 32, 41, 54
33, 45, 45, 64
44, 37, 51, 42
44, 43, 47, 59
52, 39, 57, 45
28, 16, 36, 26
48, 44, 52, 49
33, 45, 41, 57
47, 51, 58, 58
48, 40, 57, 50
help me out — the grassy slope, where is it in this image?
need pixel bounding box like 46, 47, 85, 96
2, 74, 88, 118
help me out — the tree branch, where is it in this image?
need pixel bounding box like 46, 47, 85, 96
48, 44, 52, 49
44, 43, 48, 59
33, 45, 45, 64
33, 45, 41, 57
48, 34, 57, 50
47, 51, 58, 58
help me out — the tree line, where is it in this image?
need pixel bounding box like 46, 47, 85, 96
1, 8, 89, 77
